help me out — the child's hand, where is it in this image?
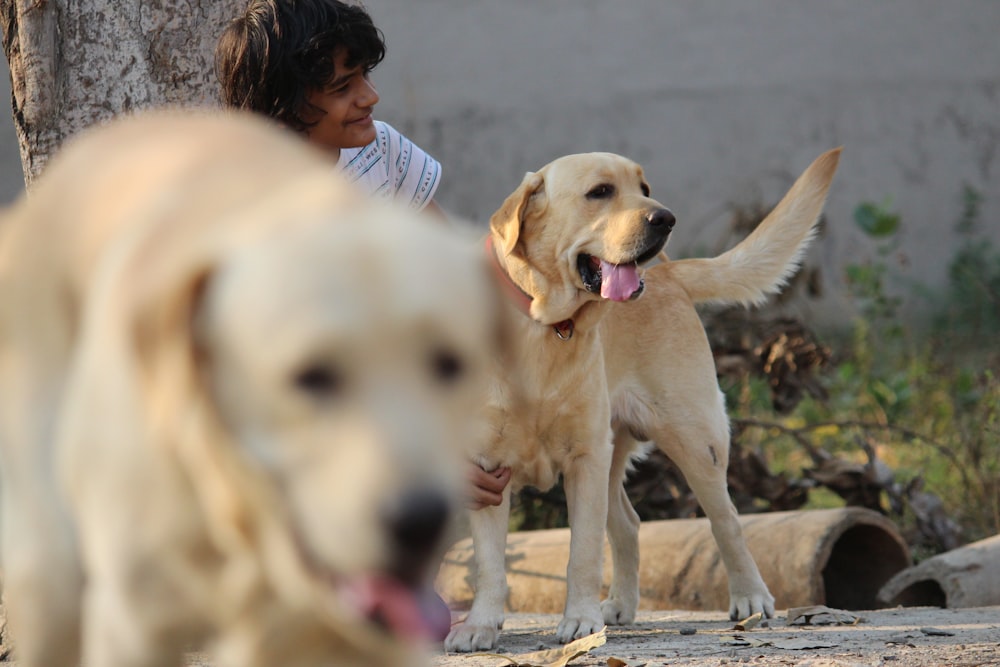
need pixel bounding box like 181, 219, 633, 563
465, 463, 511, 510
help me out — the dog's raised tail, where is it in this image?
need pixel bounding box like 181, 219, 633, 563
671, 147, 841, 307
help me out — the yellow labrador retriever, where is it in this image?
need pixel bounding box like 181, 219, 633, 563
446, 148, 840, 651
0, 110, 501, 667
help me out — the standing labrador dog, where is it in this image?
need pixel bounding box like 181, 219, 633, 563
446, 148, 840, 651
0, 110, 502, 667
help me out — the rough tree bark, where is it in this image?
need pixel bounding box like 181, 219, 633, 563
0, 0, 243, 187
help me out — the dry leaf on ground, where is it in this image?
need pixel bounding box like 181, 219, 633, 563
471, 628, 607, 667
787, 605, 863, 626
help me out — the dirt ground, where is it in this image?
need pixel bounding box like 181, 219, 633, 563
432, 607, 1000, 667
2, 605, 996, 666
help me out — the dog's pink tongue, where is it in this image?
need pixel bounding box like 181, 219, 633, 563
600, 260, 641, 301
348, 576, 452, 642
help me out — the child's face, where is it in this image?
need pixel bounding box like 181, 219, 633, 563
303, 49, 381, 154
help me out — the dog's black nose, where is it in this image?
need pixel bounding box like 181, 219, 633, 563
647, 208, 676, 231
383, 489, 451, 578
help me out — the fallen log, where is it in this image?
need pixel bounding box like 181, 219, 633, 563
878, 533, 1000, 608
438, 508, 909, 613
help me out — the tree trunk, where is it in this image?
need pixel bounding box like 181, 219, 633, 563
0, 0, 242, 186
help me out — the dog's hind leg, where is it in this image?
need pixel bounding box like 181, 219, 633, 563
444, 493, 511, 652
601, 426, 642, 625
650, 391, 775, 620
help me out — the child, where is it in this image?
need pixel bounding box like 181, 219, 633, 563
215, 0, 510, 509
216, 0, 442, 214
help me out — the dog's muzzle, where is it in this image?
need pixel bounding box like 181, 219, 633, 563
577, 207, 675, 301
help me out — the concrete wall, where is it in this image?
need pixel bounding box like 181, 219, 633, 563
2, 1, 998, 326
0, 56, 22, 204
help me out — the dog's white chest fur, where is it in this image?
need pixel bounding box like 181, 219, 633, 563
483, 323, 613, 492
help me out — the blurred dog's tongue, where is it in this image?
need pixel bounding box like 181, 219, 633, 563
348, 575, 452, 642
600, 260, 640, 301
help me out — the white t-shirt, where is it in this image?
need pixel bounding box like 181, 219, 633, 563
336, 120, 441, 211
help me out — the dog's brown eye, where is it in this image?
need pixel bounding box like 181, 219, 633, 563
641, 182, 650, 196
430, 349, 464, 384
293, 364, 342, 398
586, 184, 615, 200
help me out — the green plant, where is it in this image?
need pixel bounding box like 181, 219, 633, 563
724, 188, 999, 554
845, 199, 903, 340
933, 185, 1000, 343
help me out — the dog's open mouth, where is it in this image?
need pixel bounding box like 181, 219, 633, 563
576, 254, 642, 301
298, 528, 451, 642
340, 572, 451, 642
578, 239, 665, 302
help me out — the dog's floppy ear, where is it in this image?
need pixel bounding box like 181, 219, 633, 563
118, 235, 282, 555
490, 171, 545, 258
129, 254, 257, 543
58, 221, 268, 555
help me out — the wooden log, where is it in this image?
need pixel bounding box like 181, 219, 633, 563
438, 508, 910, 613
878, 533, 1000, 608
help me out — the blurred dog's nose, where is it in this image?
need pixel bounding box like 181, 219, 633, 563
384, 489, 451, 570
647, 208, 676, 231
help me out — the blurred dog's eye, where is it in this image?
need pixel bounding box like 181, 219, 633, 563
641, 182, 650, 196
430, 349, 464, 384
585, 184, 615, 200
293, 364, 342, 398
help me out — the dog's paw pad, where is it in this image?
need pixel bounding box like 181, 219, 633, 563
600, 598, 636, 625
729, 591, 777, 621
445, 623, 501, 653
556, 615, 604, 644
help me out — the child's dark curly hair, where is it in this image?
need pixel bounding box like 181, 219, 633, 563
215, 0, 386, 132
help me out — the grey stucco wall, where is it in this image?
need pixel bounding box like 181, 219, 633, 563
362, 0, 1000, 327
0, 56, 22, 204
2, 1, 998, 327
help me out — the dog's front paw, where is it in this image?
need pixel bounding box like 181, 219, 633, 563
600, 596, 636, 625
728, 587, 776, 621
556, 609, 605, 644
445, 617, 503, 653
